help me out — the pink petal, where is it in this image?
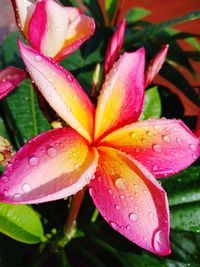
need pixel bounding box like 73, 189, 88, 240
94, 48, 145, 141
54, 14, 95, 62
104, 18, 126, 75
145, 45, 169, 88
0, 67, 26, 99
0, 128, 98, 204
28, 0, 47, 52
18, 40, 94, 142
11, 0, 35, 39
89, 147, 170, 255
100, 118, 200, 178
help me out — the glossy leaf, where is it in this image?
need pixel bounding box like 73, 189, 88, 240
105, 0, 118, 23
170, 202, 200, 233
3, 79, 51, 147
126, 7, 151, 24
162, 166, 200, 206
139, 86, 161, 120
0, 203, 44, 243
125, 10, 200, 45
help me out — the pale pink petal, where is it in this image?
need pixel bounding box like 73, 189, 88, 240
0, 67, 26, 99
89, 147, 170, 255
104, 18, 126, 75
54, 14, 95, 62
0, 128, 98, 204
100, 118, 200, 178
94, 49, 145, 141
18, 40, 94, 142
145, 45, 169, 88
11, 0, 35, 38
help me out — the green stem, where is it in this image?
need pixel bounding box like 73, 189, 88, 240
58, 187, 86, 247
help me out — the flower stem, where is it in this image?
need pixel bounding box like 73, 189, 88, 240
58, 187, 86, 247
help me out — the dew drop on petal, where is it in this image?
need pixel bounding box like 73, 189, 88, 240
115, 205, 120, 210
129, 212, 138, 222
22, 183, 31, 193
66, 74, 73, 82
189, 144, 196, 152
162, 135, 171, 143
148, 212, 154, 219
126, 225, 131, 231
13, 193, 21, 200
29, 157, 39, 166
152, 144, 162, 152
47, 147, 57, 158
152, 164, 159, 172
34, 55, 41, 62
107, 189, 113, 195
115, 178, 128, 190
3, 190, 8, 197
152, 229, 168, 255
109, 221, 119, 230
1, 175, 8, 183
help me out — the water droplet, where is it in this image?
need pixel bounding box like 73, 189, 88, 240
29, 157, 39, 166
107, 189, 112, 195
129, 132, 136, 138
120, 194, 125, 200
176, 138, 182, 144
47, 147, 57, 158
146, 130, 153, 136
66, 74, 73, 82
7, 163, 13, 172
189, 144, 196, 152
3, 190, 8, 196
152, 164, 159, 171
34, 55, 41, 62
13, 193, 21, 200
148, 212, 154, 219
126, 225, 131, 231
115, 178, 128, 190
152, 229, 168, 255
129, 212, 138, 222
162, 135, 171, 143
152, 144, 162, 152
109, 221, 119, 230
89, 187, 95, 197
115, 205, 120, 210
1, 175, 8, 183
22, 183, 31, 193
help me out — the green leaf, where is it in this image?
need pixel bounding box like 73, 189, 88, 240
126, 7, 151, 24
2, 32, 24, 68
125, 10, 200, 46
0, 203, 44, 244
105, 0, 118, 23
171, 202, 200, 233
139, 86, 161, 120
2, 79, 51, 148
82, 0, 105, 26
162, 166, 200, 206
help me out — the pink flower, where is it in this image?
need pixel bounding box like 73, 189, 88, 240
11, 0, 95, 61
0, 40, 199, 256
0, 66, 26, 99
104, 18, 169, 88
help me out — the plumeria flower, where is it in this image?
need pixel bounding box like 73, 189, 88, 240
11, 0, 95, 61
0, 40, 199, 256
0, 66, 26, 99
